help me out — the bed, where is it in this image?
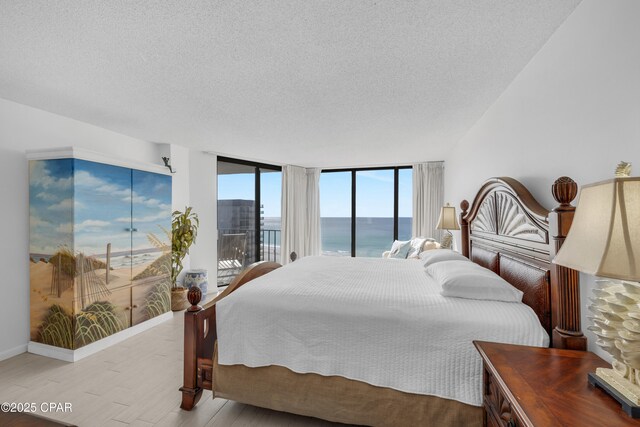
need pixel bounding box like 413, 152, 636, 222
180, 176, 586, 426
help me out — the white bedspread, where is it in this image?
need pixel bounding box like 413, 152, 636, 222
216, 256, 549, 406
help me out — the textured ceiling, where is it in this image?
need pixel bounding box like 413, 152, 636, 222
0, 1, 580, 167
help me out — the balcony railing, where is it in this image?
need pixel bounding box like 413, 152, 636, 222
217, 228, 281, 285
260, 229, 280, 262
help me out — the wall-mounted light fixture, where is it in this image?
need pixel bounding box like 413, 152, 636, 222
162, 156, 176, 174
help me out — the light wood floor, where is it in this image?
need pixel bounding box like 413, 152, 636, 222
0, 312, 345, 426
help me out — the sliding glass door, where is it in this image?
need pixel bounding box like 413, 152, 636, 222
320, 166, 412, 257
260, 168, 281, 262
355, 170, 395, 257
319, 172, 352, 256
217, 157, 281, 286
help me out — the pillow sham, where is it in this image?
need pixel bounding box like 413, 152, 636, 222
419, 249, 467, 266
389, 240, 412, 259
427, 260, 524, 303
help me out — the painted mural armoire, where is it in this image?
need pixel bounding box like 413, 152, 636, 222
28, 148, 172, 360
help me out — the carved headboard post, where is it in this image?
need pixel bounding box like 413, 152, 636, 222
548, 177, 586, 351
461, 176, 586, 347
460, 200, 470, 258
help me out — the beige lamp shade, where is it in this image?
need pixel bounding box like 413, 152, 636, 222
553, 177, 640, 281
436, 203, 460, 230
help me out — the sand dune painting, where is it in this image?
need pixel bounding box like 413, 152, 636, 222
29, 158, 171, 350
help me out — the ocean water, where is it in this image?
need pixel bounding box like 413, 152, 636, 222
30, 249, 162, 268
263, 217, 412, 258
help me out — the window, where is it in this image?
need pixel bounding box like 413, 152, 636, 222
260, 168, 282, 262
217, 157, 281, 286
320, 172, 352, 256
356, 170, 394, 257
320, 167, 412, 257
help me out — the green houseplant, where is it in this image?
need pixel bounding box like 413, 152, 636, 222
170, 207, 199, 311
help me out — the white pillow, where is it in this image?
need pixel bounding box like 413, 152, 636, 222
389, 240, 412, 259
427, 260, 524, 302
405, 237, 440, 259
422, 241, 441, 251
390, 239, 410, 253
419, 249, 467, 266
407, 237, 427, 259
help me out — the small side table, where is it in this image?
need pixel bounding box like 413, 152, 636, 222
474, 341, 640, 427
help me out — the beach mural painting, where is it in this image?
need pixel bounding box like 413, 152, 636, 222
29, 157, 172, 350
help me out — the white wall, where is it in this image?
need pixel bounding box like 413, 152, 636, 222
445, 0, 640, 360
157, 143, 191, 212
0, 98, 163, 360
188, 151, 217, 291
158, 146, 217, 291
159, 143, 192, 283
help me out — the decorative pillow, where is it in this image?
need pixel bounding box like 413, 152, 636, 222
407, 237, 427, 259
389, 239, 409, 253
427, 260, 524, 302
419, 249, 467, 267
422, 241, 441, 251
389, 240, 412, 259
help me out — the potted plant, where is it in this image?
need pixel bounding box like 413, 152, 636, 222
171, 207, 199, 311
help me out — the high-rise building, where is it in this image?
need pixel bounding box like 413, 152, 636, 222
217, 199, 265, 265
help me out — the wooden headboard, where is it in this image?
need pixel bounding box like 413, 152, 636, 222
460, 177, 586, 350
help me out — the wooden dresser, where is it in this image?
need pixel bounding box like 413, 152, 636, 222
474, 341, 640, 427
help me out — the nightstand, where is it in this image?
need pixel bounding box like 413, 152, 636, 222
474, 341, 640, 427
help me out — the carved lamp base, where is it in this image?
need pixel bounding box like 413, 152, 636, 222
597, 367, 640, 404
589, 369, 640, 417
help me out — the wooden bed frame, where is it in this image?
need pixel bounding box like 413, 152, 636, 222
459, 176, 586, 350
180, 176, 586, 412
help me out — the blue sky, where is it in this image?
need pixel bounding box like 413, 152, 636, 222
218, 168, 412, 218
29, 159, 171, 256
321, 169, 412, 217
29, 159, 74, 254
217, 171, 281, 217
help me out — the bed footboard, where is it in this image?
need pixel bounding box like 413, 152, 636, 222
180, 298, 216, 410
180, 261, 282, 410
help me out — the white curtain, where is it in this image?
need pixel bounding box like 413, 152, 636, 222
281, 165, 321, 264
412, 162, 444, 241
305, 168, 321, 257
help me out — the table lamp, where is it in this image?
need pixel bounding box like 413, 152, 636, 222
553, 163, 640, 417
436, 203, 460, 250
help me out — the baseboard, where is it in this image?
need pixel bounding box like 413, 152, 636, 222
28, 342, 74, 362
0, 344, 28, 362
28, 311, 173, 362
